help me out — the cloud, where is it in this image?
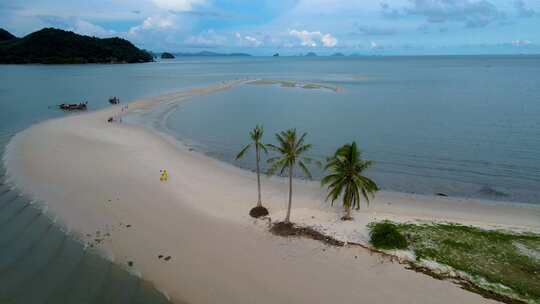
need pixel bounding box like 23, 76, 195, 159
511, 39, 532, 46
355, 24, 396, 36
380, 2, 402, 18
184, 29, 227, 47
514, 0, 536, 18
128, 14, 177, 35
382, 0, 505, 28
71, 19, 116, 37
235, 33, 262, 47
289, 29, 337, 47
151, 0, 206, 12
321, 33, 337, 47
35, 15, 115, 37
370, 41, 384, 50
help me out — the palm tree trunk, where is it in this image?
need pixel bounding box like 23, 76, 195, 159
255, 145, 262, 207
285, 165, 293, 223
346, 205, 352, 219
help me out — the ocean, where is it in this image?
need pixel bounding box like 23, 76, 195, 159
0, 55, 539, 302
2, 56, 540, 204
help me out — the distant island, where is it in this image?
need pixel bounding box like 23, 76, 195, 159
332, 52, 345, 57
174, 51, 251, 57
0, 28, 153, 64
305, 52, 317, 57
273, 53, 280, 57
161, 52, 175, 59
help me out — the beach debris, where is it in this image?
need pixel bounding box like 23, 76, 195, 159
128, 261, 134, 267
157, 255, 172, 261
436, 193, 448, 197
126, 224, 131, 228
270, 222, 345, 247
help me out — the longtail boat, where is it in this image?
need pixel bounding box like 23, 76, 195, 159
59, 102, 87, 111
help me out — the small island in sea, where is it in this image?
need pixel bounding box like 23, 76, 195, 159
161, 52, 175, 59
0, 27, 153, 64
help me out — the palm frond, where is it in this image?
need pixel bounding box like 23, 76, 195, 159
321, 141, 379, 215
235, 144, 251, 160
298, 160, 312, 179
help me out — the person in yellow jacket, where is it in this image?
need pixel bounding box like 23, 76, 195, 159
160, 169, 168, 182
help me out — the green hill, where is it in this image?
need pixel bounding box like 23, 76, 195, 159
0, 28, 153, 64
0, 28, 17, 42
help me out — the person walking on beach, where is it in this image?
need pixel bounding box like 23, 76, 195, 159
160, 169, 168, 182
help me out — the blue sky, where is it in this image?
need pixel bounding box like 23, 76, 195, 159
1, 0, 539, 55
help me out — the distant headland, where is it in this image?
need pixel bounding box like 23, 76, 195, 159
0, 28, 153, 64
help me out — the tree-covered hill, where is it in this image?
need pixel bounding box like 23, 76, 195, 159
0, 29, 17, 42
0, 28, 153, 64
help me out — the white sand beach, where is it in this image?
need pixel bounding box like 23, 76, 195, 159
4, 82, 540, 304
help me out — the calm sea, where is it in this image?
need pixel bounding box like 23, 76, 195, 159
166, 56, 540, 204
2, 56, 540, 205
0, 55, 539, 303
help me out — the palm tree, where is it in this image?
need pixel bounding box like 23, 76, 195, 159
322, 142, 378, 220
236, 125, 269, 217
267, 129, 314, 223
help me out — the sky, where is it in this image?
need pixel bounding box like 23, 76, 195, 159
1, 0, 540, 55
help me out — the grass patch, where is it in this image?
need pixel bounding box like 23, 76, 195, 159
369, 221, 540, 303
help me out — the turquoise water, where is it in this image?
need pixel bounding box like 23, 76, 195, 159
0, 56, 539, 302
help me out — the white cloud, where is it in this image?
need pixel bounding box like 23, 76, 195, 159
511, 39, 532, 46
70, 19, 115, 37
151, 0, 206, 12
321, 33, 337, 47
128, 14, 176, 35
235, 32, 262, 47
370, 41, 383, 50
289, 29, 338, 48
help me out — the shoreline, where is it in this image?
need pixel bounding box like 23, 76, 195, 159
4, 81, 540, 304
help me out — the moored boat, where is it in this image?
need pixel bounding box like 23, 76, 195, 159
109, 96, 120, 104
58, 102, 87, 111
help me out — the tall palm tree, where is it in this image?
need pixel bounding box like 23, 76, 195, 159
267, 129, 314, 223
322, 142, 379, 220
236, 125, 269, 216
